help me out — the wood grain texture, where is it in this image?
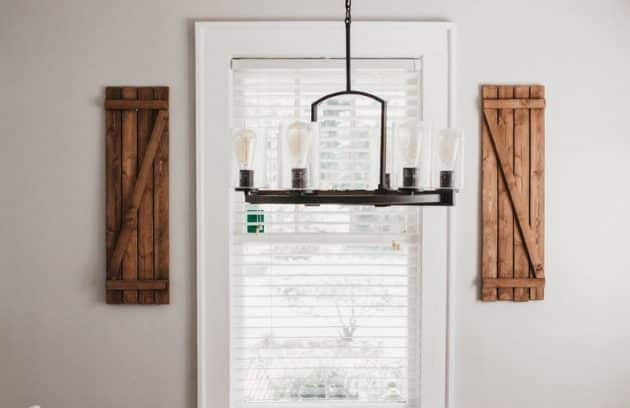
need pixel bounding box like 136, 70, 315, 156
513, 86, 531, 301
105, 100, 169, 110
106, 87, 123, 304
105, 86, 170, 305
109, 110, 168, 278
530, 85, 545, 300
481, 84, 545, 302
484, 111, 544, 276
497, 86, 514, 301
137, 87, 155, 304
483, 99, 545, 109
106, 280, 168, 290
483, 278, 545, 288
481, 85, 498, 301
121, 87, 139, 304
153, 87, 170, 305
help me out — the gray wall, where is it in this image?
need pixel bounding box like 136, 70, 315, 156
1, 1, 629, 407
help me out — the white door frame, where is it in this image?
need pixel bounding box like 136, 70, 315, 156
195, 21, 456, 408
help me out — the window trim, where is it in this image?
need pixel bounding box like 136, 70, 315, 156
195, 21, 456, 408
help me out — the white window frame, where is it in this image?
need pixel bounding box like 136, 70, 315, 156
195, 21, 456, 408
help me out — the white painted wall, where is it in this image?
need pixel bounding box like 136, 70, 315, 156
1, 1, 629, 407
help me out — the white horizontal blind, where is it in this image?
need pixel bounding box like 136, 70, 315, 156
230, 59, 422, 408
231, 58, 421, 190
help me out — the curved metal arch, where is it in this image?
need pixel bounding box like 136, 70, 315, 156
311, 90, 389, 190
306, 1, 390, 191
310, 90, 386, 121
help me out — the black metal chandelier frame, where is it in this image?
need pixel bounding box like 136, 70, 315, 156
237, 0, 455, 207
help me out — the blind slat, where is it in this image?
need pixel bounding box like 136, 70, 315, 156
230, 58, 421, 408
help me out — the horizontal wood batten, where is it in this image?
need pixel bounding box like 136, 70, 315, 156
106, 280, 169, 290
105, 100, 169, 110
483, 99, 545, 109
483, 278, 545, 288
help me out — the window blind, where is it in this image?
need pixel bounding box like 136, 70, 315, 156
230, 59, 422, 408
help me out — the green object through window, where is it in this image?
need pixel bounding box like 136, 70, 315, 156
246, 209, 264, 233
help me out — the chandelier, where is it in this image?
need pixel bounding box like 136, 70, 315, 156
234, 0, 461, 206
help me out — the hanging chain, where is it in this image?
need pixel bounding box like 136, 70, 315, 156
345, 0, 352, 25
344, 0, 352, 91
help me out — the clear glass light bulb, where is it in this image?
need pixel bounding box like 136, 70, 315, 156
396, 120, 426, 167
233, 128, 256, 169
286, 121, 312, 168
437, 128, 463, 170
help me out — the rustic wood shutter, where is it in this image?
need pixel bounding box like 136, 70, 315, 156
481, 85, 545, 302
105, 86, 169, 304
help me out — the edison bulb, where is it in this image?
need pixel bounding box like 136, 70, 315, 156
436, 128, 463, 188
285, 121, 312, 189
233, 128, 256, 188
233, 128, 256, 169
395, 121, 428, 188
396, 120, 425, 167
286, 121, 312, 169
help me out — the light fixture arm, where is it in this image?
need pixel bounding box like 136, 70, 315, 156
310, 0, 390, 191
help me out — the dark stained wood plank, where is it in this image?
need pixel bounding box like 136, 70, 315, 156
483, 278, 545, 289
106, 99, 169, 110
106, 280, 168, 291
137, 88, 155, 304
121, 87, 139, 304
497, 86, 515, 301
483, 99, 545, 109
153, 87, 170, 304
105, 86, 171, 306
106, 87, 123, 304
481, 85, 499, 301
109, 110, 168, 279
530, 85, 545, 300
513, 86, 531, 301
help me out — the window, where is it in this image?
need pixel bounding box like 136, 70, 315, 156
196, 21, 454, 408
230, 59, 422, 408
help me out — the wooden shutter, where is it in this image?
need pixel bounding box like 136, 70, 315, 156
105, 86, 169, 304
481, 85, 545, 302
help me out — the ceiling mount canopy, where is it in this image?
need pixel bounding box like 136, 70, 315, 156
235, 1, 461, 206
